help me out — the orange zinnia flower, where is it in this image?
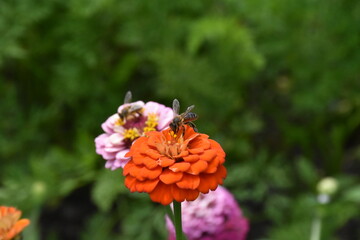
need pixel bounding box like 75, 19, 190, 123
0, 206, 30, 240
123, 125, 227, 205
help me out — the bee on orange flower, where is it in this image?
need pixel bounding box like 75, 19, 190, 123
169, 99, 198, 135
117, 91, 144, 124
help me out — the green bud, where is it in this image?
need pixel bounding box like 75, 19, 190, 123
32, 181, 47, 202
317, 177, 338, 195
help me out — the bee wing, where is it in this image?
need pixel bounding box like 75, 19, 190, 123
124, 91, 132, 104
172, 99, 180, 116
183, 105, 195, 115
128, 104, 142, 112
179, 105, 195, 119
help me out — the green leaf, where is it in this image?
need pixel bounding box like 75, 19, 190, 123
343, 186, 360, 203
92, 169, 126, 211
296, 157, 318, 187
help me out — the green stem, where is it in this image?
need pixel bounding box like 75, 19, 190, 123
310, 210, 322, 240
173, 201, 183, 240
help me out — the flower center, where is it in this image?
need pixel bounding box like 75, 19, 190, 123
123, 128, 140, 141
156, 132, 187, 161
121, 113, 160, 144
0, 213, 18, 234
143, 113, 159, 133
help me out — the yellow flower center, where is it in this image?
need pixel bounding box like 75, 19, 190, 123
143, 113, 158, 133
169, 131, 178, 139
123, 128, 140, 141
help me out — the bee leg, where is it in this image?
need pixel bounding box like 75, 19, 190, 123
186, 122, 198, 132
181, 125, 186, 136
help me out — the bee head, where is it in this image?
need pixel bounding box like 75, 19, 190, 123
118, 112, 126, 121
169, 122, 177, 133
169, 117, 182, 133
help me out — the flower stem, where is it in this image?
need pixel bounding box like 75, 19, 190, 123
173, 201, 183, 240
310, 210, 322, 240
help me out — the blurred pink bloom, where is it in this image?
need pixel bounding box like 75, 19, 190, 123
166, 186, 249, 240
95, 100, 173, 170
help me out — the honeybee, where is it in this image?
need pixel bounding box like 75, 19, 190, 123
118, 91, 144, 124
169, 99, 198, 134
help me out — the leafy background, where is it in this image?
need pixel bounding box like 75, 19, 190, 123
0, 0, 359, 239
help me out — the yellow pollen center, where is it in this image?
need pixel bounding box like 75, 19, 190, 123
123, 128, 140, 141
169, 131, 178, 138
143, 113, 158, 133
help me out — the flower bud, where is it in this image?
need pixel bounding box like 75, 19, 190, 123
317, 177, 338, 195
32, 181, 47, 203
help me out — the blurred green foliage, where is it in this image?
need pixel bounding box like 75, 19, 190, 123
0, 0, 359, 239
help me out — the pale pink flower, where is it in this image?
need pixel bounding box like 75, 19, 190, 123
95, 100, 173, 170
166, 186, 249, 240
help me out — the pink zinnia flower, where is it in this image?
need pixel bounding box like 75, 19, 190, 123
166, 186, 249, 240
95, 97, 173, 170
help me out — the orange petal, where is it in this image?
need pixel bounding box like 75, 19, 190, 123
183, 154, 199, 162
187, 160, 208, 175
188, 148, 204, 154
139, 165, 163, 180
171, 185, 187, 202
168, 145, 178, 156
6, 229, 17, 240
180, 140, 190, 151
125, 176, 138, 192
145, 130, 159, 137
203, 156, 220, 174
199, 133, 210, 139
157, 156, 175, 167
144, 148, 161, 159
123, 161, 135, 176
176, 174, 200, 190
142, 156, 160, 169
209, 139, 226, 163
13, 218, 30, 232
184, 189, 200, 201
171, 185, 200, 202
127, 164, 146, 181
169, 162, 191, 172
134, 179, 159, 193
183, 126, 200, 140
0, 206, 5, 215
131, 153, 146, 165
127, 164, 161, 180
182, 134, 200, 146
162, 128, 173, 142
199, 149, 217, 162
126, 137, 148, 157
147, 134, 161, 148
197, 174, 218, 193
131, 153, 160, 169
0, 206, 13, 216
189, 137, 210, 150
159, 169, 183, 184
174, 150, 189, 158
215, 165, 227, 183
149, 182, 174, 205
197, 165, 227, 193
155, 143, 166, 154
